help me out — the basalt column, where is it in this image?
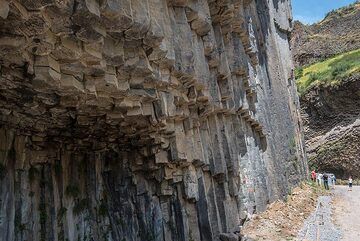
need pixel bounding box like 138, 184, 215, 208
0, 0, 307, 240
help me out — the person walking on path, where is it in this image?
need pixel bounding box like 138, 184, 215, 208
331, 174, 336, 189
348, 176, 353, 191
311, 170, 316, 183
323, 173, 329, 190
318, 173, 323, 187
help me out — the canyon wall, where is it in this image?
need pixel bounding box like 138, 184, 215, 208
292, 2, 360, 178
300, 74, 360, 178
0, 0, 307, 240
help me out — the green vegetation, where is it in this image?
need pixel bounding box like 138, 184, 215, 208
296, 49, 360, 95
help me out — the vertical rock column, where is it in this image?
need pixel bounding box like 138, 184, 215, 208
0, 0, 307, 240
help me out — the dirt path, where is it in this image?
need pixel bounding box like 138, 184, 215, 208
333, 186, 360, 241
297, 195, 341, 241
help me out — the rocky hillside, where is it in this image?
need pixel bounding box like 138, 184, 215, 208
293, 3, 360, 178
300, 73, 360, 178
0, 0, 307, 241
291, 1, 360, 66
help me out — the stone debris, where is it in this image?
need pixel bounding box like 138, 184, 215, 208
242, 183, 327, 241
0, 0, 307, 240
298, 196, 341, 241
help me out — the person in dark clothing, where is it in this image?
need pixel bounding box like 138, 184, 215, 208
323, 173, 329, 190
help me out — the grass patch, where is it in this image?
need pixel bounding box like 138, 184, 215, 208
296, 49, 360, 95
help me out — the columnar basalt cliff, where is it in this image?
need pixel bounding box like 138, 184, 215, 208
0, 0, 307, 240
300, 74, 360, 178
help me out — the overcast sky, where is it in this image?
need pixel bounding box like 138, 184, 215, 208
292, 0, 358, 24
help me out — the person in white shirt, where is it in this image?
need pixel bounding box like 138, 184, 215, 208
318, 173, 323, 187
348, 176, 353, 191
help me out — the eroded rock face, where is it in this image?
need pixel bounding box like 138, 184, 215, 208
0, 0, 307, 240
300, 75, 360, 178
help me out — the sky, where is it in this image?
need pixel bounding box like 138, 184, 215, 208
292, 0, 358, 24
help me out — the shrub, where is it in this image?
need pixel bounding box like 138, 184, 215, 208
295, 67, 304, 79
331, 63, 351, 78
308, 72, 319, 82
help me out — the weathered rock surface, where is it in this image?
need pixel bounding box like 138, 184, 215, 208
291, 1, 360, 66
300, 74, 360, 178
0, 0, 307, 240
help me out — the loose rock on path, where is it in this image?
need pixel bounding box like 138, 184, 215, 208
297, 196, 341, 241
298, 185, 360, 241
333, 186, 360, 241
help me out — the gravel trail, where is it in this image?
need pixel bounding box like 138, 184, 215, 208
298, 185, 360, 241
333, 186, 360, 241
297, 195, 341, 241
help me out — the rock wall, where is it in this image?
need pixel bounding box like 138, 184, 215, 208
300, 74, 360, 178
0, 0, 307, 240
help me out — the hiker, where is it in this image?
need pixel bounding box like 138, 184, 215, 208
348, 176, 353, 191
323, 173, 329, 190
317, 173, 323, 186
330, 174, 336, 188
311, 170, 316, 182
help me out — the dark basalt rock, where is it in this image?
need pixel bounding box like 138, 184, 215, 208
0, 0, 307, 240
300, 75, 360, 178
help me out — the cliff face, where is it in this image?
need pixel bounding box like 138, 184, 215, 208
292, 2, 360, 179
291, 1, 360, 66
0, 1, 307, 241
300, 74, 360, 178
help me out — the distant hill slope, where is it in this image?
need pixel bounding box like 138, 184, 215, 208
296, 49, 360, 95
291, 1, 360, 66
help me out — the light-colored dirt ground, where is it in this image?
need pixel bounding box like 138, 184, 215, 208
241, 183, 327, 241
333, 186, 360, 241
